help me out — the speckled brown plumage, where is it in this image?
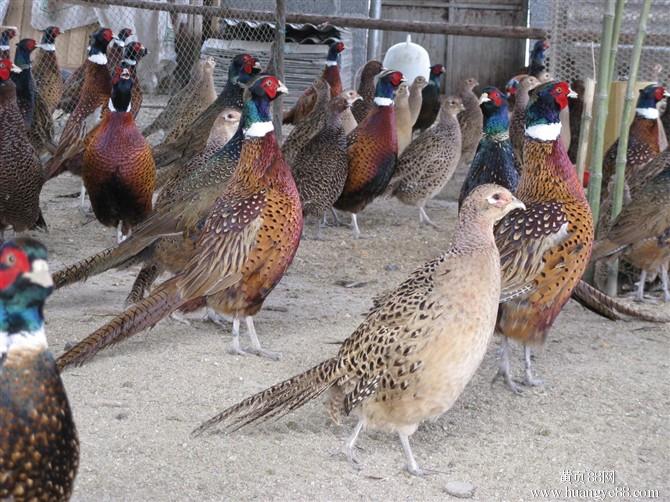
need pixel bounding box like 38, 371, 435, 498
281, 78, 330, 167
144, 57, 217, 140
493, 81, 593, 392
56, 76, 301, 368
192, 185, 524, 476
0, 64, 45, 234
351, 60, 383, 124
457, 77, 483, 169
390, 97, 463, 226
83, 69, 155, 234
291, 96, 349, 237
33, 27, 63, 115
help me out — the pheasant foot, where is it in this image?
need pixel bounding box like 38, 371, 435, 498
522, 345, 544, 387
350, 213, 362, 239
399, 433, 440, 477
418, 206, 440, 229
169, 311, 191, 326
343, 420, 364, 471
492, 337, 522, 394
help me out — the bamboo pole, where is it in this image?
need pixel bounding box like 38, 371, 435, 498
607, 0, 625, 82
69, 0, 547, 39
575, 78, 596, 183
272, 0, 286, 143
605, 0, 653, 296
586, 0, 617, 227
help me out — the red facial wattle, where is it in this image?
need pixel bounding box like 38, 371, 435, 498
490, 91, 503, 107
0, 248, 30, 291
432, 65, 445, 75
263, 78, 278, 99
103, 29, 113, 42
0, 60, 11, 81
389, 71, 403, 87
551, 83, 570, 110
336, 42, 345, 53
654, 87, 665, 102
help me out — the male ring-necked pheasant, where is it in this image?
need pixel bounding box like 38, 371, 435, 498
413, 64, 445, 133
492, 80, 593, 393
459, 87, 520, 208
334, 70, 405, 238
11, 38, 38, 129
46, 27, 114, 180
283, 40, 345, 124
192, 185, 525, 476
83, 66, 156, 242
0, 28, 16, 60
56, 74, 301, 369
0, 238, 79, 501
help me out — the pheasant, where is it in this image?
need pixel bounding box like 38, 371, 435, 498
390, 96, 464, 227
0, 28, 16, 60
33, 26, 63, 115
58, 27, 115, 115
492, 80, 593, 393
457, 77, 483, 171
351, 59, 383, 124
0, 59, 45, 238
408, 75, 428, 127
334, 70, 405, 238
208, 107, 242, 147
340, 89, 361, 135
413, 64, 445, 132
281, 78, 331, 167
82, 66, 156, 242
55, 74, 301, 368
528, 39, 550, 79
46, 27, 114, 180
291, 95, 352, 238
121, 41, 148, 118
394, 82, 413, 155
283, 40, 345, 124
192, 185, 525, 476
459, 87, 519, 208
10, 38, 38, 129
151, 53, 261, 169
106, 27, 133, 75
601, 84, 668, 200
0, 238, 79, 501
143, 57, 217, 138
591, 155, 670, 302
509, 75, 540, 164
567, 79, 585, 164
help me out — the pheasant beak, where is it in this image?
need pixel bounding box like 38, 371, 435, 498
508, 196, 526, 212
664, 89, 670, 98
277, 80, 289, 96
23, 259, 53, 289
478, 92, 490, 104
568, 87, 578, 99
120, 68, 131, 80
11, 63, 21, 74
253, 60, 262, 70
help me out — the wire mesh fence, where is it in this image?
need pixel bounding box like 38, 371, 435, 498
531, 0, 670, 84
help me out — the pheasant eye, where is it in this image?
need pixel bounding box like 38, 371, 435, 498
5, 253, 16, 266
492, 194, 501, 201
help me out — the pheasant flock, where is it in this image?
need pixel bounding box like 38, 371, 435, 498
0, 25, 668, 499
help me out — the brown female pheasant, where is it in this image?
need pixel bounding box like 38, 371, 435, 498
33, 26, 63, 115
351, 60, 383, 124
56, 75, 300, 369
0, 59, 45, 238
192, 185, 525, 476
492, 81, 593, 393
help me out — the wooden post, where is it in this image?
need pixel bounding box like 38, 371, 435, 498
586, 0, 616, 227
272, 0, 286, 143
575, 78, 595, 184
605, 0, 653, 296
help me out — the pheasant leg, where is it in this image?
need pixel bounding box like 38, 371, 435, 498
399, 433, 427, 476
343, 420, 364, 470
522, 345, 544, 387
79, 183, 88, 213
492, 337, 522, 394
661, 264, 670, 302
244, 316, 281, 360
418, 206, 439, 229
227, 317, 245, 356
125, 264, 161, 306
350, 213, 361, 239
635, 270, 647, 302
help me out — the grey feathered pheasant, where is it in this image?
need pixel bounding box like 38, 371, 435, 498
457, 77, 483, 169
193, 184, 525, 476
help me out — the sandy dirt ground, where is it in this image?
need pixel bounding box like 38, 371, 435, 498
18, 100, 667, 501
27, 169, 666, 502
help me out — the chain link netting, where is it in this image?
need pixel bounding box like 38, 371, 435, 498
530, 0, 670, 83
